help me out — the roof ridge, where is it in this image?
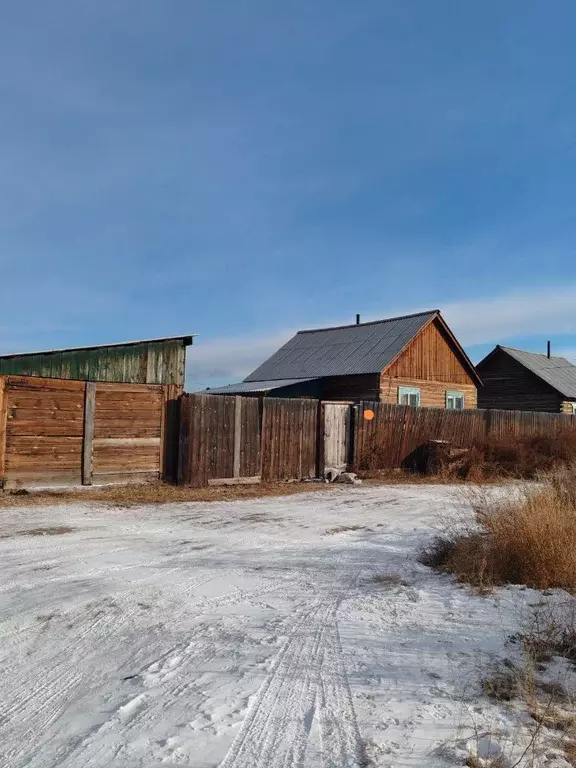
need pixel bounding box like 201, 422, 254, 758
500, 345, 572, 363
297, 309, 439, 335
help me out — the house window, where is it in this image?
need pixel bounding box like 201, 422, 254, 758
446, 391, 465, 410
398, 386, 420, 407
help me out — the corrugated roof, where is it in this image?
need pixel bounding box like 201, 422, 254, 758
204, 378, 320, 395
499, 346, 576, 399
245, 311, 439, 381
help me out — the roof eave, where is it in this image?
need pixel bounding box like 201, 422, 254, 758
0, 334, 195, 360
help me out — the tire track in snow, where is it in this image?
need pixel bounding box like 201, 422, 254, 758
218, 597, 363, 768
318, 619, 364, 768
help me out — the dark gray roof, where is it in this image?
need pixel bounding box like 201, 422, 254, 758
203, 378, 320, 395
245, 310, 439, 381
498, 346, 576, 399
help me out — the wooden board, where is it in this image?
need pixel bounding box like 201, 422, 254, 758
261, 398, 319, 482
0, 375, 166, 488
385, 317, 476, 385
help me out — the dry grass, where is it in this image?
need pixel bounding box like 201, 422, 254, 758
356, 468, 500, 484
564, 740, 576, 766
420, 466, 576, 592
0, 481, 339, 509
465, 758, 507, 768
481, 661, 524, 702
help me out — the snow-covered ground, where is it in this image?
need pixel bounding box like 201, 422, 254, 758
0, 484, 573, 768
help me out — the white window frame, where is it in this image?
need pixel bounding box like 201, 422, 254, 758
398, 386, 420, 407
446, 391, 465, 410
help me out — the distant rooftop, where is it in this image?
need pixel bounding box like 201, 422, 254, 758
496, 345, 576, 399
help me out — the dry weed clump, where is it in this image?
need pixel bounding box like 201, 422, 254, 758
420, 466, 576, 591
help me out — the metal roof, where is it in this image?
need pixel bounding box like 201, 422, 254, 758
245, 310, 439, 381
204, 378, 320, 395
498, 346, 576, 399
0, 334, 194, 360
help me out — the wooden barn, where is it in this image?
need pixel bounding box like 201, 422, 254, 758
207, 310, 481, 409
0, 335, 193, 489
477, 345, 576, 414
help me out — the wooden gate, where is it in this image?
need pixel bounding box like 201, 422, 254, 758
323, 402, 351, 471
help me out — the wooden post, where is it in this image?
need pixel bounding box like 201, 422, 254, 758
0, 377, 8, 488
233, 396, 242, 478
316, 400, 325, 479
82, 382, 96, 486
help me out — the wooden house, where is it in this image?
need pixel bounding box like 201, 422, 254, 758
477, 345, 576, 413
208, 310, 481, 408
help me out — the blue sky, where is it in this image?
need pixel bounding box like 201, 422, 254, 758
0, 1, 575, 389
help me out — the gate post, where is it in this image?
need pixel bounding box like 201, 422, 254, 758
233, 396, 242, 478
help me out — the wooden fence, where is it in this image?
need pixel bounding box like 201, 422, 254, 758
178, 394, 319, 486
178, 395, 576, 486
261, 398, 318, 482
352, 402, 576, 469
0, 375, 172, 489
178, 394, 261, 486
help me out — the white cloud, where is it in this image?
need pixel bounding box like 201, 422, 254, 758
441, 285, 576, 346
187, 329, 296, 389
187, 284, 576, 389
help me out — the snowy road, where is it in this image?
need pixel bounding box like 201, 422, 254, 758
0, 485, 550, 767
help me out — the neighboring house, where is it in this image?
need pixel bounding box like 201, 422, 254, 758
477, 345, 576, 414
208, 310, 481, 409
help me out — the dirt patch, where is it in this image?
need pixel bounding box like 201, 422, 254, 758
1, 526, 74, 538
325, 525, 365, 535
0, 482, 340, 509
371, 573, 409, 588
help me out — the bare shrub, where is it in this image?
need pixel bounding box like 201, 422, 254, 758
516, 601, 576, 666
421, 468, 576, 591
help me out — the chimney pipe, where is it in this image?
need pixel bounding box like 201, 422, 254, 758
547, 340, 551, 359
356, 314, 360, 325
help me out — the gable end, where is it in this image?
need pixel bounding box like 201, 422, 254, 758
383, 317, 477, 385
